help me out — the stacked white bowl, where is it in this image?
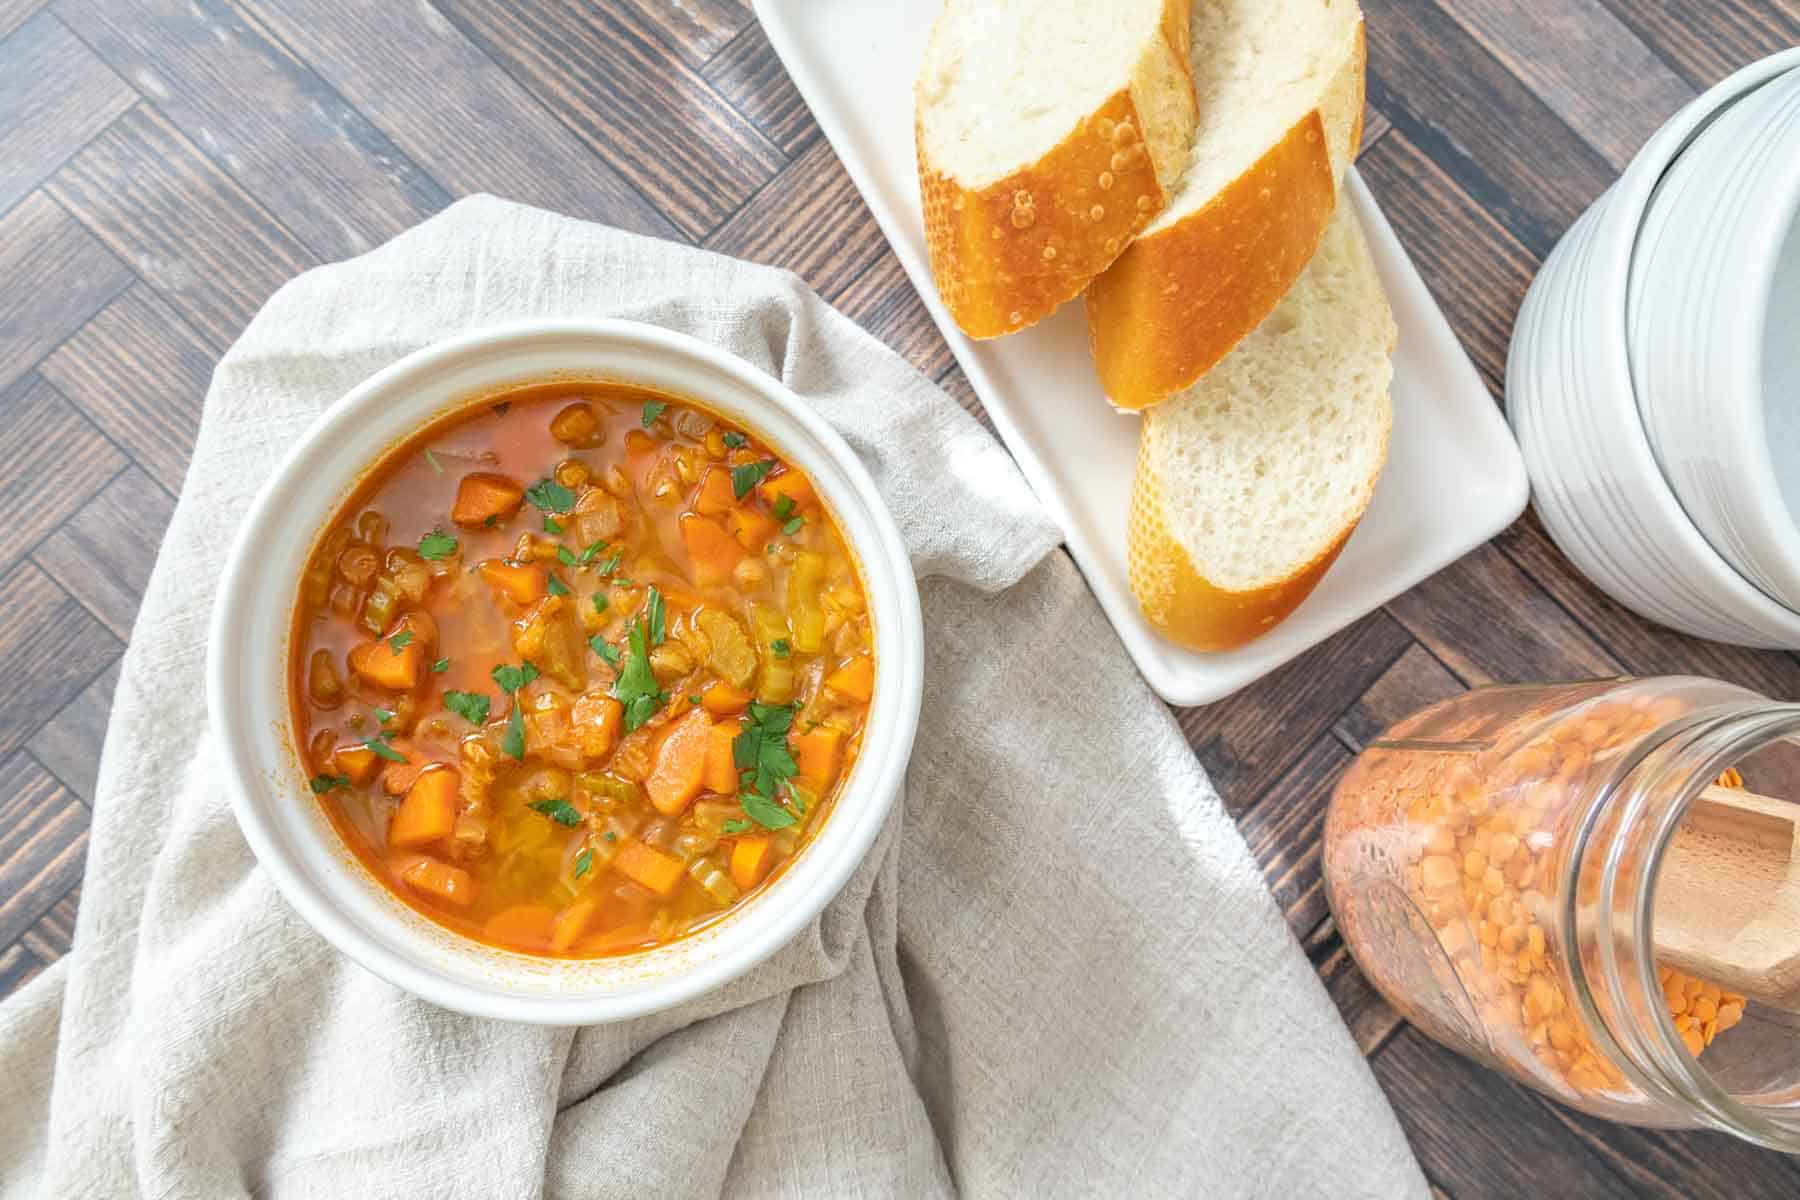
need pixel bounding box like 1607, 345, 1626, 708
1507, 48, 1800, 649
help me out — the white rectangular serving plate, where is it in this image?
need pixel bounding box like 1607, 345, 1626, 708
758, 0, 1528, 706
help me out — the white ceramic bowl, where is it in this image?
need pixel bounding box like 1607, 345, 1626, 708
1507, 49, 1800, 649
1630, 65, 1800, 610
208, 320, 924, 1024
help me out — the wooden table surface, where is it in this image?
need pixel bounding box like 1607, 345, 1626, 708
3, 0, 1799, 1192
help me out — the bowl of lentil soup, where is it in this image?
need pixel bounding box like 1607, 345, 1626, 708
209, 320, 923, 1023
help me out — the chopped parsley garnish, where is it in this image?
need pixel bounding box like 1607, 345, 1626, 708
525, 478, 575, 514
721, 818, 752, 834
373, 707, 394, 723
772, 495, 795, 522
544, 516, 563, 534
611, 619, 667, 733
733, 702, 800, 830
430, 657, 450, 673
592, 593, 608, 616
443, 690, 490, 725
528, 797, 583, 828
590, 636, 620, 666
731, 458, 776, 499
364, 738, 408, 763
688, 694, 702, 706
595, 550, 623, 575
574, 848, 594, 878
722, 431, 748, 450
579, 540, 607, 564
782, 516, 804, 535
418, 530, 457, 560
556, 545, 578, 567
604, 831, 618, 843
388, 630, 414, 651
492, 662, 538, 760
309, 774, 351, 794
771, 638, 790, 658
491, 662, 539, 693
645, 585, 666, 646
484, 513, 500, 528
547, 573, 571, 597
741, 790, 797, 831
642, 400, 669, 426
423, 449, 443, 475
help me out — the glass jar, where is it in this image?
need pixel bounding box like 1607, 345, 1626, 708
1324, 676, 1800, 1149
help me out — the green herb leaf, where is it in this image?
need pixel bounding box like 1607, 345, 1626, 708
771, 638, 790, 659
721, 818, 752, 834
591, 593, 608, 616
731, 458, 776, 499
484, 513, 500, 528
722, 431, 748, 450
525, 478, 576, 514
491, 662, 539, 693
732, 702, 799, 809
611, 620, 666, 733
373, 707, 394, 723
604, 831, 618, 843
429, 657, 450, 673
364, 738, 408, 763
590, 635, 620, 666
772, 495, 795, 521
309, 774, 351, 794
574, 848, 594, 878
503, 702, 526, 760
443, 690, 490, 725
423, 449, 443, 475
595, 550, 623, 576
688, 694, 702, 706
544, 516, 564, 534
547, 573, 571, 597
555, 545, 578, 567
388, 630, 415, 651
782, 516, 804, 535
418, 530, 457, 560
528, 797, 582, 827
741, 790, 798, 830
642, 399, 669, 426
645, 585, 666, 647
579, 540, 607, 564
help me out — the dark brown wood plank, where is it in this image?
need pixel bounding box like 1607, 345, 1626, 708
0, 11, 136, 217
55, 0, 449, 260
1176, 610, 1414, 817
0, 561, 121, 757
18, 884, 78, 964
701, 18, 818, 156
0, 190, 131, 394
1361, 0, 1616, 258
0, 752, 90, 947
436, 0, 784, 240
1305, 918, 1405, 1056
1236, 733, 1351, 939
48, 103, 315, 349
1439, 0, 1695, 169
32, 466, 175, 639
0, 374, 126, 575
26, 660, 118, 805
1385, 541, 1619, 686
238, 0, 677, 239
0, 941, 44, 996
832, 252, 954, 380
623, 0, 748, 66
1598, 0, 1800, 92
1359, 104, 1394, 158
38, 284, 213, 495
1539, 1094, 1800, 1200
1372, 1026, 1642, 1198
1332, 642, 1467, 752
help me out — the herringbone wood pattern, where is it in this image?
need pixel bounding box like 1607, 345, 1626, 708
3, 1, 1799, 1191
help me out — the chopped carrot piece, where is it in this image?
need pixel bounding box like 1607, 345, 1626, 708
824, 655, 874, 703
575, 920, 655, 956
680, 513, 745, 588
730, 836, 772, 891
645, 708, 713, 816
615, 839, 685, 897
380, 740, 427, 795
704, 721, 739, 795
398, 857, 475, 907
450, 472, 524, 526
478, 558, 547, 605
759, 470, 817, 511
484, 904, 556, 948
550, 898, 599, 953
388, 766, 459, 847
348, 636, 425, 691
700, 681, 751, 715
693, 466, 737, 517
333, 744, 379, 786
791, 727, 843, 790
728, 507, 778, 553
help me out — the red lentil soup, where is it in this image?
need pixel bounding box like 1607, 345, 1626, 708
289, 381, 874, 957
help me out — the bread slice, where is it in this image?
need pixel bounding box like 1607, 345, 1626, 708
1086, 0, 1366, 410
915, 0, 1199, 339
1128, 204, 1394, 651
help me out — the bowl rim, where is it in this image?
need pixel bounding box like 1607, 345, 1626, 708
206, 317, 925, 1024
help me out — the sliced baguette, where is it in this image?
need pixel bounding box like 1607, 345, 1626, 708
1128, 204, 1395, 651
1086, 0, 1366, 409
915, 0, 1199, 339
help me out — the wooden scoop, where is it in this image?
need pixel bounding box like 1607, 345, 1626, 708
1655, 785, 1800, 1013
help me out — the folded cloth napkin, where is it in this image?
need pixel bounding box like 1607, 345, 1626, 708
0, 196, 1424, 1199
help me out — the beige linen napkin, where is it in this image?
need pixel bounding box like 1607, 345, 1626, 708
0, 197, 1424, 1198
